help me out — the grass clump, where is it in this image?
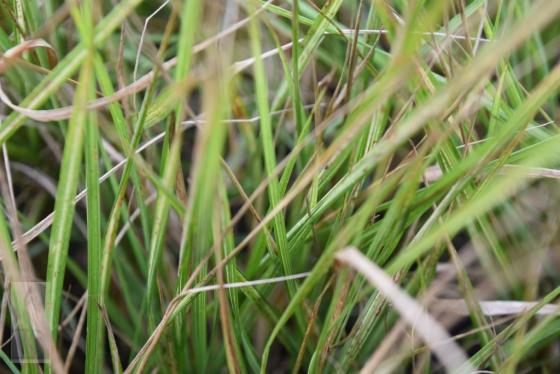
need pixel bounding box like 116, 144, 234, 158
0, 0, 559, 372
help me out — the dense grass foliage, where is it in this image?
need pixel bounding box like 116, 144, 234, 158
0, 0, 559, 372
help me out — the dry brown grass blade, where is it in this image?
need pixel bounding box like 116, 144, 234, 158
335, 247, 473, 374
433, 299, 560, 317
424, 164, 560, 183
63, 295, 87, 372
0, 38, 57, 74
